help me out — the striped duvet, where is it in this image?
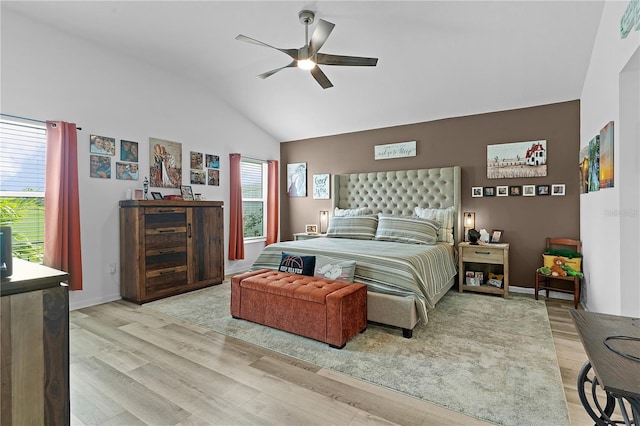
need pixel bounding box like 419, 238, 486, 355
251, 238, 457, 321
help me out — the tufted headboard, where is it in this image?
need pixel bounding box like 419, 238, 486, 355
332, 166, 462, 243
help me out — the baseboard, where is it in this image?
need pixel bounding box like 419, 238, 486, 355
510, 285, 575, 301
69, 294, 121, 311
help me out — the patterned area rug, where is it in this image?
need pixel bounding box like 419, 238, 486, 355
146, 282, 570, 426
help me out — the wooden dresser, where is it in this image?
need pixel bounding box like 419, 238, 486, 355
1, 259, 70, 425
119, 200, 224, 303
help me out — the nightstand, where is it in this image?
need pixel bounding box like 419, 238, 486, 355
293, 233, 326, 241
458, 242, 509, 298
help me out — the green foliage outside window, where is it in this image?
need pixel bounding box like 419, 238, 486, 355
0, 196, 44, 262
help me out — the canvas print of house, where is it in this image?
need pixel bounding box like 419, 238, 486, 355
487, 140, 547, 179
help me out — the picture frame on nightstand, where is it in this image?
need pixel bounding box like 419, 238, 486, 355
305, 224, 318, 234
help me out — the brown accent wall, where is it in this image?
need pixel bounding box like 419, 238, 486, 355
280, 100, 580, 288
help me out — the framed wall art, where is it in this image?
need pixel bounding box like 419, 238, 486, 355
149, 137, 182, 188
471, 187, 483, 197
90, 134, 115, 156
287, 162, 307, 197
496, 186, 508, 197
120, 140, 138, 162
551, 184, 566, 196
523, 185, 535, 196
190, 151, 203, 170
483, 187, 495, 196
487, 140, 547, 179
313, 174, 330, 199
536, 185, 550, 196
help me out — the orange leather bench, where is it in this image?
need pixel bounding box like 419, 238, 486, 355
231, 269, 367, 349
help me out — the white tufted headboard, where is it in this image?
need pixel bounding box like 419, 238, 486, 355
332, 166, 462, 243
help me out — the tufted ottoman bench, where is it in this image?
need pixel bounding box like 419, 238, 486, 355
231, 269, 367, 349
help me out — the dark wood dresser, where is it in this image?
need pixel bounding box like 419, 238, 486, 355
1, 258, 70, 425
119, 200, 224, 303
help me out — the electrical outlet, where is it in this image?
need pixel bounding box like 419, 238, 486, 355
108, 263, 116, 274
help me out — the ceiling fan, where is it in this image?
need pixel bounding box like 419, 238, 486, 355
235, 10, 378, 89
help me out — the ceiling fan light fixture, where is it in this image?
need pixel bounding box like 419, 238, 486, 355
297, 59, 316, 70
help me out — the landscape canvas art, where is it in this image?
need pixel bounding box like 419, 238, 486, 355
599, 121, 614, 189
487, 140, 547, 179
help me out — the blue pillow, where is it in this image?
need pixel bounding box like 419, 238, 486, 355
279, 252, 316, 276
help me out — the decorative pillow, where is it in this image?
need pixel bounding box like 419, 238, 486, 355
326, 215, 378, 240
279, 252, 316, 276
314, 255, 356, 283
414, 206, 456, 244
374, 214, 438, 245
334, 207, 373, 217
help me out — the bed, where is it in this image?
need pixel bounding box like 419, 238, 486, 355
252, 166, 461, 337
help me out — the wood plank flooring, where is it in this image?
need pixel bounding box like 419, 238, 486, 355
69, 292, 608, 425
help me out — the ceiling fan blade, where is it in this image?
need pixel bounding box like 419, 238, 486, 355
257, 61, 296, 79
235, 34, 298, 60
309, 19, 335, 54
316, 53, 378, 67
310, 66, 333, 89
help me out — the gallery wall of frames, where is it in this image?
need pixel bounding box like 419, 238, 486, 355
89, 134, 221, 199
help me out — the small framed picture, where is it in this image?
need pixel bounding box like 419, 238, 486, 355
523, 185, 535, 197
483, 187, 495, 197
551, 184, 566, 196
151, 191, 163, 200
305, 224, 318, 234
496, 186, 508, 197
471, 187, 483, 197
509, 186, 522, 196
490, 230, 503, 243
537, 184, 550, 196
180, 185, 194, 201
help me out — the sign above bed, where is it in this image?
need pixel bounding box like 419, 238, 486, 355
374, 141, 416, 160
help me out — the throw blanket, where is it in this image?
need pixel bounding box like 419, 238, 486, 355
252, 238, 457, 321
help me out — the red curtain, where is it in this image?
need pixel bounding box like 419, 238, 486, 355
228, 153, 244, 260
266, 160, 279, 245
44, 121, 83, 290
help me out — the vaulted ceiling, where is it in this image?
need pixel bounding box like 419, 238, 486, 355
3, 1, 604, 142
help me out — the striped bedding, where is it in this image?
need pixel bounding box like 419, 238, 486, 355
251, 238, 457, 321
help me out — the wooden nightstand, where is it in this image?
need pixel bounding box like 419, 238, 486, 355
293, 233, 326, 241
458, 242, 509, 298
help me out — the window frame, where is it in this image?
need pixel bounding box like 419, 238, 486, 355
0, 119, 46, 262
240, 158, 267, 241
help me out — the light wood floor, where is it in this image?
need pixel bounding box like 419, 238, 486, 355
69, 293, 602, 426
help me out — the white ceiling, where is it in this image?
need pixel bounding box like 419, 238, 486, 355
4, 1, 604, 142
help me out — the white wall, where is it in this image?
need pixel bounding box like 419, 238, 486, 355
580, 2, 640, 315
1, 10, 280, 309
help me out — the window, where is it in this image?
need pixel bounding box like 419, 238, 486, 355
241, 159, 267, 239
0, 119, 46, 262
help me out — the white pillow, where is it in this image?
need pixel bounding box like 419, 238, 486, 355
334, 207, 373, 217
414, 206, 455, 244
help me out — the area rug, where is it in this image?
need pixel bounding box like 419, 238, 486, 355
146, 282, 570, 426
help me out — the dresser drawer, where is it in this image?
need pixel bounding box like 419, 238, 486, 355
146, 266, 188, 290
462, 246, 505, 264
145, 231, 187, 250
145, 208, 187, 231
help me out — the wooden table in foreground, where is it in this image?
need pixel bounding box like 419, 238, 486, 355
1, 258, 70, 426
570, 309, 640, 425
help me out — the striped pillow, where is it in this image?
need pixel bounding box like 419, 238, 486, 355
374, 214, 438, 245
326, 215, 378, 240
414, 206, 456, 244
